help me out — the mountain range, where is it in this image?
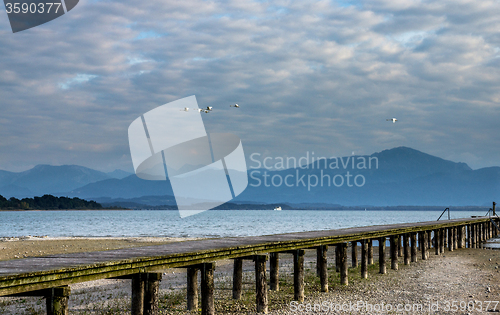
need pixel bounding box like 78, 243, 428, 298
0, 147, 498, 207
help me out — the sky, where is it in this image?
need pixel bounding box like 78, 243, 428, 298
1, 0, 500, 173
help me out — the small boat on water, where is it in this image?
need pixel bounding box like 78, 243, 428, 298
274, 206, 282, 211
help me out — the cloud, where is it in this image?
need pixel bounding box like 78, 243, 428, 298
0, 0, 500, 172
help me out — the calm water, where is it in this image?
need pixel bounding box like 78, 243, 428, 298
0, 210, 487, 238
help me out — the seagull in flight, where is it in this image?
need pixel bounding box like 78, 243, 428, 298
181, 107, 189, 112
386, 118, 397, 123
230, 104, 239, 108
206, 106, 213, 111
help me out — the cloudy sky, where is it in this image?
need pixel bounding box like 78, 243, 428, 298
1, 0, 499, 173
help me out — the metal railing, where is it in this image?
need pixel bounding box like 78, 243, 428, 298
437, 207, 450, 221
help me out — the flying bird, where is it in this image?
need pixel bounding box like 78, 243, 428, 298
181, 107, 189, 112
204, 110, 210, 113
386, 118, 397, 123
230, 104, 239, 108
194, 108, 203, 113
206, 106, 213, 111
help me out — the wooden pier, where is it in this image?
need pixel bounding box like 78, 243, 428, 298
0, 215, 498, 315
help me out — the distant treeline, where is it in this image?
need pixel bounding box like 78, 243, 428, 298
0, 194, 107, 210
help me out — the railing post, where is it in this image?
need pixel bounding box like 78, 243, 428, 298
390, 235, 398, 270
378, 237, 386, 274
293, 249, 305, 302
46, 286, 70, 315
187, 267, 199, 310
339, 243, 348, 285
317, 245, 328, 292
201, 263, 215, 315
410, 232, 417, 263
254, 255, 268, 314
232, 259, 243, 299
361, 240, 368, 279
270, 253, 279, 291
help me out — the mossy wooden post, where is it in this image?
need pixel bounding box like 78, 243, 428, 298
398, 235, 403, 257
361, 240, 368, 279
132, 274, 145, 315
46, 286, 70, 315
448, 227, 453, 252
144, 273, 162, 315
201, 263, 215, 315
368, 239, 373, 265
293, 249, 305, 302
390, 235, 398, 270
270, 253, 279, 291
351, 241, 358, 268
378, 237, 386, 274
403, 234, 410, 265
317, 245, 328, 292
410, 232, 417, 263
335, 245, 340, 272
339, 243, 348, 285
420, 231, 427, 260
232, 259, 243, 299
187, 267, 199, 310
254, 255, 268, 314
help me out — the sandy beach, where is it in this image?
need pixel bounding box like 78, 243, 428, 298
0, 237, 499, 314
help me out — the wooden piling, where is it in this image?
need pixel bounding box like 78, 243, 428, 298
434, 230, 439, 255
427, 230, 432, 250
187, 267, 199, 310
390, 235, 398, 270
335, 244, 340, 272
270, 253, 279, 291
131, 274, 145, 315
410, 232, 417, 263
317, 245, 328, 292
368, 239, 373, 265
403, 234, 410, 265
339, 243, 348, 285
46, 287, 70, 315
293, 250, 305, 302
378, 237, 386, 274
398, 235, 403, 257
232, 259, 243, 299
448, 227, 453, 252
439, 229, 445, 253
361, 240, 368, 279
254, 255, 268, 314
351, 241, 358, 268
201, 263, 215, 315
144, 273, 162, 315
421, 231, 427, 260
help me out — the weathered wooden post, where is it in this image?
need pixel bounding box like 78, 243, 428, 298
361, 240, 368, 279
467, 224, 471, 248
471, 224, 476, 248
434, 230, 439, 255
201, 263, 215, 315
232, 259, 243, 299
335, 244, 340, 272
421, 231, 427, 260
132, 274, 145, 315
390, 235, 398, 270
46, 286, 71, 315
440, 229, 445, 253
378, 237, 386, 274
317, 245, 328, 292
368, 239, 373, 265
398, 235, 403, 257
351, 241, 358, 268
457, 226, 463, 248
448, 227, 453, 252
254, 255, 268, 314
187, 267, 199, 310
339, 243, 348, 285
293, 249, 305, 302
410, 232, 417, 263
403, 234, 410, 265
270, 253, 279, 291
427, 230, 432, 250
144, 273, 162, 315
453, 227, 458, 250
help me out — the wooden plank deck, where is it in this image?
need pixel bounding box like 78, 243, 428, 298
0, 216, 492, 296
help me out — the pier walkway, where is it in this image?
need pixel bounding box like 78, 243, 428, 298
0, 215, 498, 315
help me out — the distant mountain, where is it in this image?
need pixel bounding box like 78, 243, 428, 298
107, 169, 133, 179
0, 165, 110, 198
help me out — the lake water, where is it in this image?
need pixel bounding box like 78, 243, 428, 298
0, 210, 488, 238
